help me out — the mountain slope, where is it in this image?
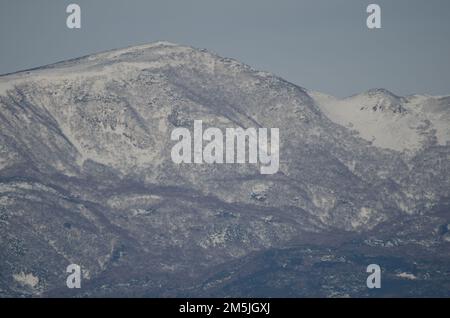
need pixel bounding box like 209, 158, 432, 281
311, 89, 450, 153
0, 42, 449, 297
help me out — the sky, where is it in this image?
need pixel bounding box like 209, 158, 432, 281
1, 0, 450, 97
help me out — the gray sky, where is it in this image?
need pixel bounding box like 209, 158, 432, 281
1, 0, 450, 97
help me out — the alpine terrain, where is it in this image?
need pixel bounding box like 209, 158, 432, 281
0, 42, 449, 297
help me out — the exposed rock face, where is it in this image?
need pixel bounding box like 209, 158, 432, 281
0, 42, 449, 297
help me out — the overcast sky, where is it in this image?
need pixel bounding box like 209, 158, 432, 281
1, 0, 450, 97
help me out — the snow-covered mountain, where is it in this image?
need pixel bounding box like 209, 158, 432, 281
0, 42, 449, 297
311, 88, 450, 153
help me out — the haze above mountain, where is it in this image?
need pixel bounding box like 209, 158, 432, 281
0, 42, 449, 297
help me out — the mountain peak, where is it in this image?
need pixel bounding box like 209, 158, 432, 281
363, 88, 400, 99
1, 41, 449, 297
366, 88, 394, 94
0, 41, 190, 79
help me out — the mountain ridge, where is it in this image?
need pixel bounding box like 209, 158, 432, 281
0, 41, 449, 297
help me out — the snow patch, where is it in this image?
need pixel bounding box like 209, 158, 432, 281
396, 272, 417, 280
0, 80, 15, 95
13, 272, 39, 288
311, 90, 450, 152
